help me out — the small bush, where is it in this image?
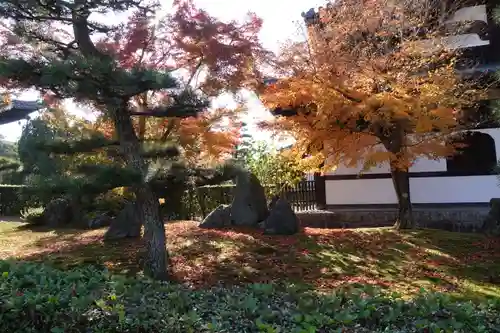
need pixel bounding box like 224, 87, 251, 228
92, 187, 132, 216
0, 260, 499, 333
0, 185, 25, 215
20, 206, 45, 224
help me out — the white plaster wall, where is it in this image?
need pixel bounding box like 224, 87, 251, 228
324, 128, 500, 205
325, 178, 397, 205
446, 5, 488, 24
325, 175, 500, 205
330, 157, 447, 174
410, 5, 490, 53
410, 175, 500, 204
326, 128, 500, 176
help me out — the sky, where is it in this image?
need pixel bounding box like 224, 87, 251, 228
0, 0, 327, 143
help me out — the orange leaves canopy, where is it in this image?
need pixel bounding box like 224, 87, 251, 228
260, 0, 486, 172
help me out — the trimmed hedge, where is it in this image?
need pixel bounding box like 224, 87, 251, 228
0, 260, 499, 332
0, 185, 26, 215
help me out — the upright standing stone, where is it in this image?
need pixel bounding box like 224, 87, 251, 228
88, 213, 113, 229
104, 202, 142, 240
199, 204, 232, 229
230, 171, 269, 226
483, 198, 500, 235
264, 198, 299, 235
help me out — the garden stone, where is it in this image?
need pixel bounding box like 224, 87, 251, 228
104, 203, 141, 240
264, 199, 299, 235
268, 195, 279, 210
43, 198, 73, 227
230, 171, 269, 226
88, 213, 113, 229
199, 204, 232, 229
482, 198, 500, 235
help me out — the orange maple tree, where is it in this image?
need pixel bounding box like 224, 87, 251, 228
260, 0, 488, 229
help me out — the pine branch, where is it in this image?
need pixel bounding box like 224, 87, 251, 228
36, 136, 119, 154
76, 164, 141, 184
26, 163, 143, 196
139, 141, 179, 159
129, 104, 205, 118
0, 0, 175, 102
25, 175, 129, 196
0, 56, 180, 103
141, 144, 179, 159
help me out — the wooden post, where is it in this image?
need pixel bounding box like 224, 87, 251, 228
314, 172, 326, 210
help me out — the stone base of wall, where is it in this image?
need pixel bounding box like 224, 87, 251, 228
296, 206, 489, 232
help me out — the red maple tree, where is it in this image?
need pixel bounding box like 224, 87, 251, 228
92, 0, 270, 165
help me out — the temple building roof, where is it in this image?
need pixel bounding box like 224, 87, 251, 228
0, 99, 44, 125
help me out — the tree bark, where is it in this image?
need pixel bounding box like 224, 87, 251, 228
380, 125, 415, 230
111, 103, 170, 280
390, 163, 415, 229
135, 183, 170, 280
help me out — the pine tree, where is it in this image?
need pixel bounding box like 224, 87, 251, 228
232, 122, 254, 165
0, 1, 266, 279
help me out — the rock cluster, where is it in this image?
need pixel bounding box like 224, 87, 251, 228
199, 170, 299, 235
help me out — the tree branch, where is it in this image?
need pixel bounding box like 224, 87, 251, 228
129, 104, 204, 118
161, 119, 177, 140
71, 0, 108, 60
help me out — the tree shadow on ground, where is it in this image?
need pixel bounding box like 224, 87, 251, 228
2, 220, 499, 301
25, 236, 145, 277
162, 223, 500, 300
167, 223, 500, 299
0, 220, 144, 276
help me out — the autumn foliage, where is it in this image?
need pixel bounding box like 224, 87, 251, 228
89, 0, 269, 165
260, 0, 488, 228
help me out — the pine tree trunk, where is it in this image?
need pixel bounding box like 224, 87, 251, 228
390, 164, 415, 230
111, 104, 169, 280
135, 184, 169, 280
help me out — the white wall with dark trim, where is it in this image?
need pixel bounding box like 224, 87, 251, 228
324, 128, 500, 206
314, 2, 500, 207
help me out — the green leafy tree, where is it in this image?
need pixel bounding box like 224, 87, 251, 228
0, 134, 17, 160
0, 134, 19, 183
19, 116, 64, 179
0, 0, 266, 279
244, 141, 304, 196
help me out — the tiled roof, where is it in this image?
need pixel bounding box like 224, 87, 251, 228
0, 99, 44, 125
4, 100, 42, 110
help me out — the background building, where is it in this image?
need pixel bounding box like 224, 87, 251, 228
268, 1, 500, 229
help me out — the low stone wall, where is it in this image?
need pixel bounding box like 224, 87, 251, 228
296, 206, 489, 232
